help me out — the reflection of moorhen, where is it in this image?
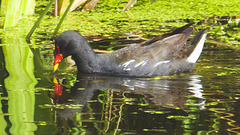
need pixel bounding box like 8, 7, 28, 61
53, 23, 207, 76
54, 74, 205, 119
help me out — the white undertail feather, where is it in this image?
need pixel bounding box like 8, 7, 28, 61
187, 33, 207, 63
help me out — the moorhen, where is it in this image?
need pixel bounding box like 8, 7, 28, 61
54, 23, 207, 77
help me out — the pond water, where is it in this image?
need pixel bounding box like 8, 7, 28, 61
0, 22, 240, 135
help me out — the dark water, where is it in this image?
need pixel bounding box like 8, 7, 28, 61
0, 36, 240, 134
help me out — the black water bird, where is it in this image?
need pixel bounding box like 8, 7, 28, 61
54, 23, 207, 77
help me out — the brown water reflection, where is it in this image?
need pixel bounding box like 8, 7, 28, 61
50, 73, 205, 134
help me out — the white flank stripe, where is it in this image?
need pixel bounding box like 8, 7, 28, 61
135, 61, 147, 68
153, 60, 170, 67
122, 60, 135, 68
187, 33, 207, 63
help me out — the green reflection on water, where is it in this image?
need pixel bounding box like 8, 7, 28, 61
2, 32, 38, 135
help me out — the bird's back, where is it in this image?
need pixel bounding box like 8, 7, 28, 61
97, 25, 207, 76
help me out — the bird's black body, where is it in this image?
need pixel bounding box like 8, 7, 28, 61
54, 24, 207, 77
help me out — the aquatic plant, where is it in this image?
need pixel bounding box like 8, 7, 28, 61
0, 0, 35, 28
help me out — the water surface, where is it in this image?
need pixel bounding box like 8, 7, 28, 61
0, 25, 240, 135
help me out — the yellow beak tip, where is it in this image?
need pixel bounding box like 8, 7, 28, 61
53, 64, 59, 72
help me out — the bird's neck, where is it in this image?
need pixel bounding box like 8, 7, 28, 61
71, 42, 101, 73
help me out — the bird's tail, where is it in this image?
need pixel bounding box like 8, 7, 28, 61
187, 29, 207, 63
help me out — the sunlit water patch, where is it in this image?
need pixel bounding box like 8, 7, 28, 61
0, 18, 240, 134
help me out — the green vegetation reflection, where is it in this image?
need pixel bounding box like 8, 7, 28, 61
2, 31, 38, 134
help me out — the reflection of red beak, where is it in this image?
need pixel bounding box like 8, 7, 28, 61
54, 46, 63, 72
53, 77, 63, 103
53, 77, 62, 95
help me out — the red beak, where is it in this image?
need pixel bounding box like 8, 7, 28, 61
54, 46, 63, 72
